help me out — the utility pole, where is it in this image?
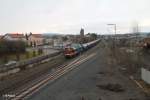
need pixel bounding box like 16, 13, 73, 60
107, 24, 117, 48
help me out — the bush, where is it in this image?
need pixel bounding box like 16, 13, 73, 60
33, 50, 36, 57
0, 40, 26, 56
38, 49, 43, 55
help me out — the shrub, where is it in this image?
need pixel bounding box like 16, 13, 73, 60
0, 40, 26, 55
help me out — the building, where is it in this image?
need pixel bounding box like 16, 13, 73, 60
53, 38, 63, 47
0, 35, 3, 41
27, 33, 44, 46
0, 35, 2, 38
44, 38, 53, 45
80, 28, 84, 37
2, 33, 26, 41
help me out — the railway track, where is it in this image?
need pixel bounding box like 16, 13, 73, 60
3, 52, 96, 100
0, 54, 65, 96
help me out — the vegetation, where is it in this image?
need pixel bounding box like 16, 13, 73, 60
0, 40, 44, 64
62, 36, 68, 41
0, 40, 26, 55
0, 40, 25, 63
87, 33, 98, 40
38, 49, 43, 55
105, 38, 144, 77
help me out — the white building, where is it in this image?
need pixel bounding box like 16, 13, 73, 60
3, 33, 26, 41
27, 34, 44, 46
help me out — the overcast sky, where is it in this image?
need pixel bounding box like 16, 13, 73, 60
0, 0, 150, 34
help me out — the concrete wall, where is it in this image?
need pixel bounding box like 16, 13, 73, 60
0, 51, 61, 74
141, 67, 150, 84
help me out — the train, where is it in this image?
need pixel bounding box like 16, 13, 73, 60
64, 39, 100, 58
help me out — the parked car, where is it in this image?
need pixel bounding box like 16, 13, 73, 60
5, 61, 17, 67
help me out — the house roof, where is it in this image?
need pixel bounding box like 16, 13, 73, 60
6, 33, 25, 38
29, 34, 43, 38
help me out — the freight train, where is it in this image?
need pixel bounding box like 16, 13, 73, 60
64, 39, 100, 58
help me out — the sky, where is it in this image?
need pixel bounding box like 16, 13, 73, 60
0, 0, 150, 34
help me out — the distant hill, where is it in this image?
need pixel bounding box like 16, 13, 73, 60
43, 33, 60, 35
42, 33, 61, 38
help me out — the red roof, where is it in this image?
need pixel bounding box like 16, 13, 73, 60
30, 34, 43, 38
7, 33, 24, 38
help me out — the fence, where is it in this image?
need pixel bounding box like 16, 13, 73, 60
0, 51, 61, 73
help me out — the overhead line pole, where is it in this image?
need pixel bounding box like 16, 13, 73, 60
107, 24, 117, 48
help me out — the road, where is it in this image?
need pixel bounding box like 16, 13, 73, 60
26, 43, 148, 100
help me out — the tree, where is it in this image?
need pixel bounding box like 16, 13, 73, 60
0, 40, 26, 62
34, 41, 36, 47
52, 35, 58, 39
13, 41, 25, 61
30, 42, 32, 47
62, 36, 68, 41
13, 40, 26, 53
26, 51, 30, 59
38, 49, 43, 55
91, 33, 97, 40
0, 40, 8, 55
87, 33, 97, 40
0, 40, 26, 55
33, 50, 36, 57
25, 33, 28, 40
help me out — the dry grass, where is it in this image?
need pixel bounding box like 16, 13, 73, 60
105, 39, 144, 77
